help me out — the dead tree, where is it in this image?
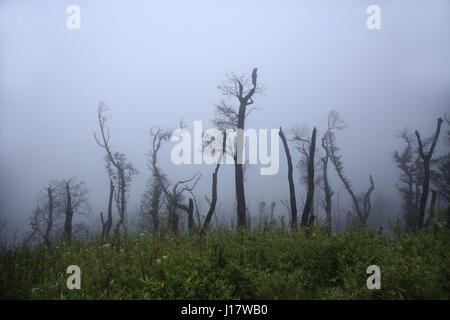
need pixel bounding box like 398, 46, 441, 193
30, 185, 56, 247
100, 179, 114, 238
56, 178, 89, 240
301, 127, 317, 226
149, 127, 200, 233
94, 102, 137, 237
415, 117, 443, 228
279, 127, 298, 228
214, 68, 264, 229
292, 126, 320, 227
202, 130, 227, 232
139, 176, 163, 232
321, 135, 334, 233
325, 110, 374, 226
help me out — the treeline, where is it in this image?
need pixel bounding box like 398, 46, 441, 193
19, 68, 450, 246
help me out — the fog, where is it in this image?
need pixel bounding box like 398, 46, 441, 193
1, 0, 449, 238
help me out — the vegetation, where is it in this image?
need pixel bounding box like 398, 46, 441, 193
1, 225, 449, 300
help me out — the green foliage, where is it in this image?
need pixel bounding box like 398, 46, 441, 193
1, 227, 449, 299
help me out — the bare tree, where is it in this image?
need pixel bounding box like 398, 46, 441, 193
55, 178, 90, 240
148, 127, 200, 233
415, 117, 443, 228
301, 127, 317, 226
393, 130, 421, 230
30, 184, 59, 247
214, 68, 264, 229
94, 102, 138, 237
321, 134, 334, 234
278, 127, 298, 228
324, 110, 374, 226
139, 176, 163, 232
202, 130, 227, 232
292, 126, 320, 227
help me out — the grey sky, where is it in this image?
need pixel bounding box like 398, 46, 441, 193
1, 0, 449, 235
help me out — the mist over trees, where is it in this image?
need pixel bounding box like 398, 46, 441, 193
0, 68, 447, 247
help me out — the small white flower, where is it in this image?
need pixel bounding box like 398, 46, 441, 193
102, 243, 111, 248
31, 288, 39, 293
110, 280, 115, 285
120, 249, 125, 254
156, 258, 161, 264
163, 255, 168, 260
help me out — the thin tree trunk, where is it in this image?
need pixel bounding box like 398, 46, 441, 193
415, 117, 443, 228
64, 181, 73, 240
44, 187, 53, 248
279, 127, 298, 228
187, 198, 194, 230
301, 127, 317, 226
425, 189, 438, 229
202, 131, 226, 232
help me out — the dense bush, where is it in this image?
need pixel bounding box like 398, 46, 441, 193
1, 226, 449, 299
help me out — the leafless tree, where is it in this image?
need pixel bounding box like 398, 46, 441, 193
55, 177, 90, 240
202, 130, 227, 232
415, 117, 443, 228
148, 127, 200, 233
324, 110, 374, 226
94, 102, 138, 237
321, 134, 334, 234
292, 126, 320, 227
214, 68, 264, 229
279, 127, 298, 228
139, 176, 164, 232
30, 183, 59, 247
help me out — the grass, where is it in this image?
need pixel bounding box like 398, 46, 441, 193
1, 226, 449, 299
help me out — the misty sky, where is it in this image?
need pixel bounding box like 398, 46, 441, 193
1, 0, 449, 236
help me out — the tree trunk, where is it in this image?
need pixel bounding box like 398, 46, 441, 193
415, 117, 443, 228
425, 189, 438, 230
279, 127, 298, 228
64, 181, 73, 240
44, 187, 53, 248
301, 127, 317, 226
187, 198, 194, 230
235, 107, 247, 229
106, 179, 114, 235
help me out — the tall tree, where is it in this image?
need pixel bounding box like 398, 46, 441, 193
30, 184, 58, 247
278, 127, 298, 228
214, 68, 264, 229
415, 117, 443, 228
56, 178, 90, 240
149, 127, 200, 233
292, 126, 321, 227
321, 135, 334, 234
202, 130, 227, 232
94, 102, 138, 237
325, 110, 374, 226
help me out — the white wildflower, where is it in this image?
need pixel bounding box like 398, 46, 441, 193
163, 255, 168, 260
102, 243, 111, 248
156, 258, 161, 264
